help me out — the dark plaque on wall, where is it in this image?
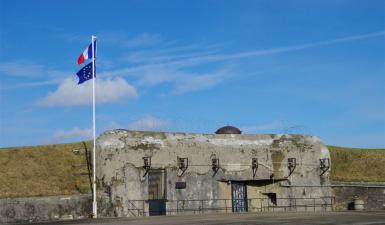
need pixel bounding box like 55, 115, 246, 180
175, 182, 186, 189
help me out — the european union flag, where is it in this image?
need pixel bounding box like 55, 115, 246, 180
76, 62, 95, 84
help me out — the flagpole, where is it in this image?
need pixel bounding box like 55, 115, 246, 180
91, 35, 97, 218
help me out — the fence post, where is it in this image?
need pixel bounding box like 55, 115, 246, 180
142, 200, 145, 216
313, 199, 316, 212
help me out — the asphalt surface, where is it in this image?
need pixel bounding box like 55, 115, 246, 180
16, 211, 385, 225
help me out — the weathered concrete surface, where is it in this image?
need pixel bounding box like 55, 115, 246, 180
14, 212, 385, 225
0, 195, 91, 223
96, 130, 332, 217
332, 182, 385, 211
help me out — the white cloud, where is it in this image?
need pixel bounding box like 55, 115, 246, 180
124, 43, 218, 64
106, 30, 385, 77
135, 67, 182, 86
131, 66, 234, 94
51, 127, 92, 142
128, 116, 168, 131
219, 31, 385, 61
0, 61, 45, 77
4, 31, 383, 95
95, 30, 385, 95
123, 33, 161, 48
0, 61, 70, 78
1, 79, 61, 90
108, 65, 234, 95
38, 77, 137, 106
103, 32, 161, 48
172, 68, 233, 94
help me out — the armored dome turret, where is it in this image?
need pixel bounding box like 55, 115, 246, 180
215, 125, 242, 134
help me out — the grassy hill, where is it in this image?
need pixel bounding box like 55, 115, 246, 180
0, 142, 384, 198
328, 146, 385, 183
0, 142, 92, 198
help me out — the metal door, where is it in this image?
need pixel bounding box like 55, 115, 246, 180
148, 199, 166, 216
148, 169, 166, 216
231, 182, 248, 212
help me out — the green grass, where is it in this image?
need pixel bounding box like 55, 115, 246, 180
328, 146, 385, 183
0, 142, 384, 198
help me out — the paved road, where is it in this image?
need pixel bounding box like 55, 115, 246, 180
18, 212, 385, 225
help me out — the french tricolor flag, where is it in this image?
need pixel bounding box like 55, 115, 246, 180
77, 41, 97, 65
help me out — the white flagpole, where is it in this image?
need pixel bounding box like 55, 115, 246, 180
91, 35, 97, 218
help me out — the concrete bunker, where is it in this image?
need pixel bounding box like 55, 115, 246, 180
95, 129, 332, 217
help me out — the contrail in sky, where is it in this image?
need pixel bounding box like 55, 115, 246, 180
3, 30, 385, 89
105, 30, 385, 77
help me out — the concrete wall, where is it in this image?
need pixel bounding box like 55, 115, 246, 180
0, 195, 91, 223
1, 184, 383, 223
96, 130, 333, 217
332, 182, 385, 211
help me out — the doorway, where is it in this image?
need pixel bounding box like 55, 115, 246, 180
148, 169, 166, 216
231, 182, 248, 212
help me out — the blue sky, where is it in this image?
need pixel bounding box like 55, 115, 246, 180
0, 0, 384, 148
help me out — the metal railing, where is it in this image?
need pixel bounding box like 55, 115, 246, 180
126, 197, 335, 216
251, 197, 335, 212
126, 200, 147, 216
0, 196, 334, 222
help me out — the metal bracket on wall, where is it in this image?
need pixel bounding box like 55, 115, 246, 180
287, 158, 297, 177
142, 156, 151, 177
320, 158, 330, 176
211, 154, 220, 176
251, 158, 258, 179
177, 157, 188, 177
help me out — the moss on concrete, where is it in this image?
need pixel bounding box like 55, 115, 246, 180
271, 139, 281, 148
130, 131, 167, 139
271, 151, 285, 172
110, 177, 125, 186
290, 135, 304, 149
131, 143, 160, 151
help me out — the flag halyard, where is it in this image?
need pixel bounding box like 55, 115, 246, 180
75, 36, 98, 218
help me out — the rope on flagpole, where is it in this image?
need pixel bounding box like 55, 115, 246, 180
91, 35, 97, 218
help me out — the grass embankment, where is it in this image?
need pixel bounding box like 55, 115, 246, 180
329, 146, 385, 183
0, 142, 91, 198
0, 143, 384, 198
